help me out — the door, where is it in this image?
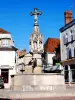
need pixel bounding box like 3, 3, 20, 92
1, 69, 9, 83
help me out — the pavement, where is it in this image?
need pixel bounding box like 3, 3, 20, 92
0, 89, 75, 99
0, 87, 75, 99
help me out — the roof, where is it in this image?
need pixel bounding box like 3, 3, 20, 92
59, 19, 75, 32
44, 38, 60, 53
0, 28, 9, 34
16, 49, 26, 57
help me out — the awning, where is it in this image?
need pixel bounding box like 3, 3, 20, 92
61, 58, 75, 66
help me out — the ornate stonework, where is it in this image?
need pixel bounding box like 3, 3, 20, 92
30, 8, 44, 54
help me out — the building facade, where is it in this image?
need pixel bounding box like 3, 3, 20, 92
0, 28, 17, 88
60, 11, 75, 83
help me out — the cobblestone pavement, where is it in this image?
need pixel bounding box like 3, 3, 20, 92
0, 96, 75, 100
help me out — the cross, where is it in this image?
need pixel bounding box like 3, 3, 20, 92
30, 8, 42, 26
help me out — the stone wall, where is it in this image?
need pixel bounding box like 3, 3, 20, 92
11, 73, 65, 91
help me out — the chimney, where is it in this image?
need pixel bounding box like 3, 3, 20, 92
64, 11, 72, 25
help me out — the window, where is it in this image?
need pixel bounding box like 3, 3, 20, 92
70, 30, 73, 41
69, 48, 72, 59
66, 48, 69, 59
2, 39, 8, 46
63, 35, 66, 44
66, 48, 72, 59
65, 33, 68, 43
63, 33, 68, 44
71, 29, 75, 41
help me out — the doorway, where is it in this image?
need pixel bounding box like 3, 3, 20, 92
1, 69, 9, 83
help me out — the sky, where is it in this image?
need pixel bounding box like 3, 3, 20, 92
0, 0, 74, 52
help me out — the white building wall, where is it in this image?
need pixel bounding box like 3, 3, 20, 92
0, 51, 16, 89
0, 51, 15, 66
47, 53, 55, 65
0, 31, 17, 89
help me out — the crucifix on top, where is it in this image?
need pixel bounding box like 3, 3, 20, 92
30, 8, 42, 26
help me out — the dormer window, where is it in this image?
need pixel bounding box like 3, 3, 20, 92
1, 39, 10, 46
2, 39, 8, 46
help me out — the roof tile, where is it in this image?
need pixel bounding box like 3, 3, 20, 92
0, 28, 9, 34
44, 38, 60, 52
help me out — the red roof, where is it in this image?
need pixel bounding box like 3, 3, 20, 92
16, 49, 26, 57
44, 38, 60, 52
0, 28, 9, 34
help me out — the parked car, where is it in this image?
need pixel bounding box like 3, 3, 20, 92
0, 77, 4, 89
